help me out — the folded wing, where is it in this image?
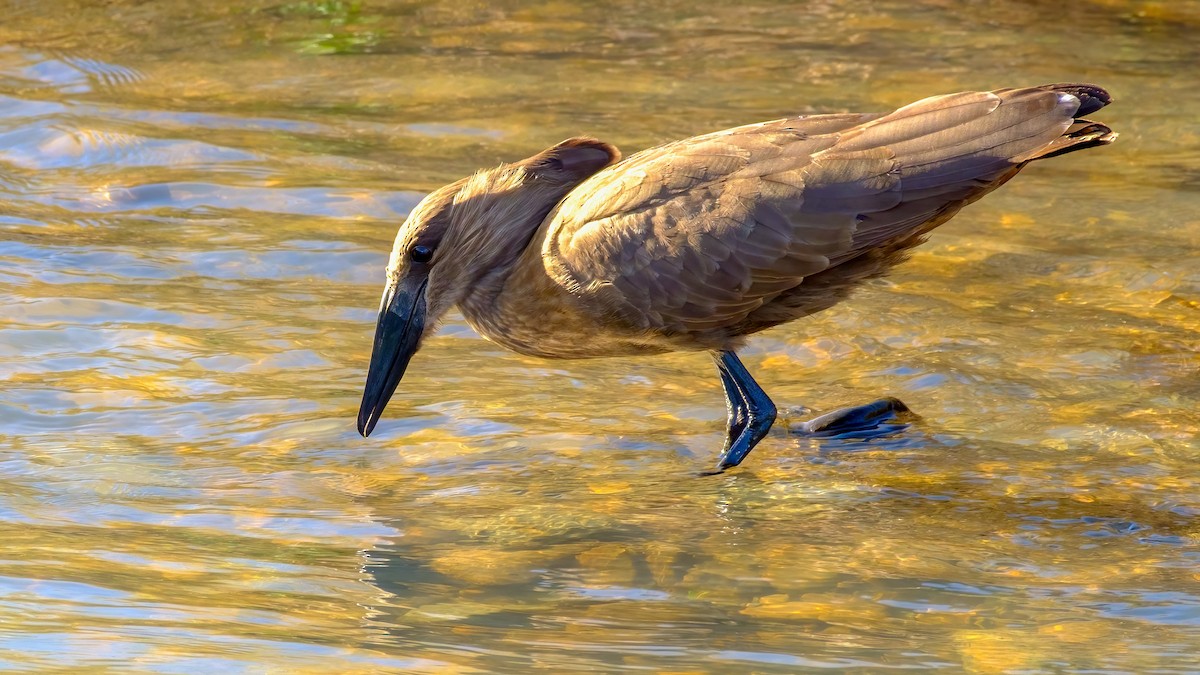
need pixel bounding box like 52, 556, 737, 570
542, 85, 1111, 335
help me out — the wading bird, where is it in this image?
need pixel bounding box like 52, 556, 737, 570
358, 83, 1115, 472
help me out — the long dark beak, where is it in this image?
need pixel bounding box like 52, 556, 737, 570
357, 275, 427, 437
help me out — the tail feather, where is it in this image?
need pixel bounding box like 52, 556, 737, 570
1019, 119, 1118, 161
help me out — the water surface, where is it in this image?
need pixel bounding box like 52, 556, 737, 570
1, 0, 1198, 672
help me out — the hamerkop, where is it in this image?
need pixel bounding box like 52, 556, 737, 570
358, 83, 1116, 472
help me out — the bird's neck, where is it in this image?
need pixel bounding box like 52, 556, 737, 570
450, 201, 556, 323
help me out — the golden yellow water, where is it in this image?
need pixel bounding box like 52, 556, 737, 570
1, 0, 1198, 671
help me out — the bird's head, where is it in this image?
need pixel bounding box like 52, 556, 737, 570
357, 137, 619, 437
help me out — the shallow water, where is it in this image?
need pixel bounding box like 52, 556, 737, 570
1, 0, 1199, 672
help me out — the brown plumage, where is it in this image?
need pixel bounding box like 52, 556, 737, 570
359, 83, 1116, 471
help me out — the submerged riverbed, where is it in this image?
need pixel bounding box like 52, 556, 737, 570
1, 1, 1198, 671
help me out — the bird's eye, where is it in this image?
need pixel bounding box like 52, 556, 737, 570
410, 245, 434, 264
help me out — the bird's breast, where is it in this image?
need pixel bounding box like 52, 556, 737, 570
455, 255, 684, 359
458, 288, 668, 359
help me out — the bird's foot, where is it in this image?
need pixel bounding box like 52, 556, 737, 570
793, 397, 912, 439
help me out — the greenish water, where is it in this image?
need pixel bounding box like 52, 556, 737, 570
1, 1, 1198, 672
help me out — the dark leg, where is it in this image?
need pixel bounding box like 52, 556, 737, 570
715, 362, 748, 456
711, 351, 777, 472
795, 397, 910, 437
